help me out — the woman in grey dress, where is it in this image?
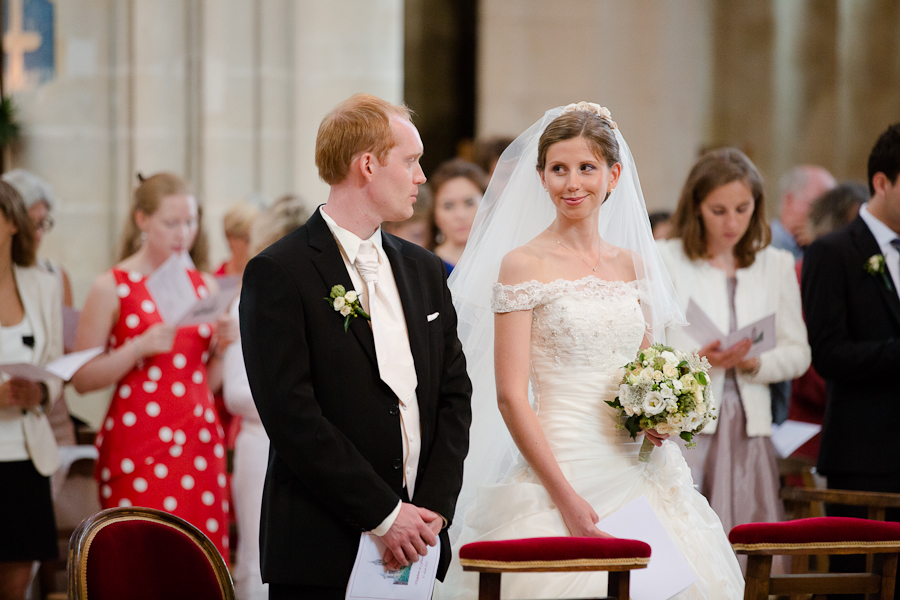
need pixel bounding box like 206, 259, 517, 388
656, 148, 811, 541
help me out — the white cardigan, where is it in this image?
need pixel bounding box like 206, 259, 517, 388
656, 239, 810, 436
0, 265, 63, 474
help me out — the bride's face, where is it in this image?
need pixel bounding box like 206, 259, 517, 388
540, 137, 620, 220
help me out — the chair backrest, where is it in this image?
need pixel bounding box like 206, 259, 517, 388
68, 507, 235, 600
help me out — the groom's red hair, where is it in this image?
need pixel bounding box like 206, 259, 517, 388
315, 94, 412, 185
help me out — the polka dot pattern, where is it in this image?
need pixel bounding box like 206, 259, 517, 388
97, 268, 228, 563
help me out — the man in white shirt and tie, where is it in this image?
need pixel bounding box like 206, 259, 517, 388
240, 94, 472, 600
802, 122, 900, 596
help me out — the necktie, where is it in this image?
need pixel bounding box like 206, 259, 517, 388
355, 241, 419, 493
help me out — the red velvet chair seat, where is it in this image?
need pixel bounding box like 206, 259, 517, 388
459, 537, 651, 571
730, 517, 900, 553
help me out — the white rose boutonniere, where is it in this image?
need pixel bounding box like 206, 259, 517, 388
865, 254, 893, 292
324, 284, 370, 332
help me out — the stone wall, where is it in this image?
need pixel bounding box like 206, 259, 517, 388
8, 0, 404, 426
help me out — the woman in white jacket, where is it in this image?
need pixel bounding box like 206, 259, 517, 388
0, 182, 63, 600
657, 148, 810, 535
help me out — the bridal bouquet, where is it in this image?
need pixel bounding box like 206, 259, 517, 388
606, 343, 715, 462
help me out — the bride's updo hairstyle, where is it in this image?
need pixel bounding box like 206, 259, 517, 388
669, 147, 770, 268
536, 105, 620, 173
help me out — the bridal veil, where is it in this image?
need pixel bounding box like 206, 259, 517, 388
446, 104, 685, 539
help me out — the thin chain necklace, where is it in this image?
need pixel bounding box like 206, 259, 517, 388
549, 233, 601, 271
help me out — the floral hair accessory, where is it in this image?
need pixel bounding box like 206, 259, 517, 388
560, 101, 617, 129
864, 254, 893, 291
324, 284, 370, 332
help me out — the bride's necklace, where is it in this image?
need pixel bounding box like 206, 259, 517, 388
549, 233, 601, 272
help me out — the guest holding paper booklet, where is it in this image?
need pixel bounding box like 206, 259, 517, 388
657, 148, 810, 538
72, 173, 237, 562
0, 181, 63, 600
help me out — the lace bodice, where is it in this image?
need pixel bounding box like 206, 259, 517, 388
491, 276, 646, 375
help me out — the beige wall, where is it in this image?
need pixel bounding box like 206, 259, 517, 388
9, 0, 404, 427
478, 0, 713, 210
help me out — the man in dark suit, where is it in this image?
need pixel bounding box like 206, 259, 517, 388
240, 93, 472, 599
802, 122, 900, 596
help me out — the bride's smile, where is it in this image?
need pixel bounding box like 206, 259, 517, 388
539, 136, 620, 219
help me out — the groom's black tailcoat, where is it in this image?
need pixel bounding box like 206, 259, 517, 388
240, 209, 472, 588
801, 215, 900, 482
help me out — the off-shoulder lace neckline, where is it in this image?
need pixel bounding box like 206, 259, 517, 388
495, 274, 642, 289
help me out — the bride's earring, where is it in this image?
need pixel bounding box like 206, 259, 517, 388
140, 231, 148, 245
435, 230, 445, 245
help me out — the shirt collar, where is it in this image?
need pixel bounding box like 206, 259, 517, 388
319, 206, 384, 264
859, 204, 899, 252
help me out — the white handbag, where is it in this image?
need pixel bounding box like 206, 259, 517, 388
22, 408, 61, 476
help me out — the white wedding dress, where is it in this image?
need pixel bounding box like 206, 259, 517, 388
437, 276, 744, 599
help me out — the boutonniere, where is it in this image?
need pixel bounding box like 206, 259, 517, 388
864, 255, 893, 291
324, 285, 370, 332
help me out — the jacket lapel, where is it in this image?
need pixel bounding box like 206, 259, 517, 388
307, 209, 378, 366
382, 233, 430, 402
13, 266, 47, 361
849, 216, 900, 328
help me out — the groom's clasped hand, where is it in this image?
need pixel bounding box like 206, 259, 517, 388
380, 503, 443, 570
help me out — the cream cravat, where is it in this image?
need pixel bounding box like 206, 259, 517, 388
355, 240, 420, 494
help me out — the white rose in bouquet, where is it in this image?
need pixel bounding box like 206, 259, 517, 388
660, 350, 678, 365
642, 391, 667, 416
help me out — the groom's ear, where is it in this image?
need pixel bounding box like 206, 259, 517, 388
354, 151, 376, 184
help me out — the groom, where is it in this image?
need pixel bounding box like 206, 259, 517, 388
240, 93, 472, 599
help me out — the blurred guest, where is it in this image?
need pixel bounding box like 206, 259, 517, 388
472, 136, 514, 178
658, 148, 810, 535
428, 159, 487, 275
802, 124, 900, 594
216, 201, 259, 278
72, 172, 234, 561
788, 182, 867, 463
224, 194, 309, 600
0, 182, 63, 600
1, 170, 72, 308
648, 210, 673, 240
382, 184, 432, 249
771, 165, 836, 259
3, 170, 78, 451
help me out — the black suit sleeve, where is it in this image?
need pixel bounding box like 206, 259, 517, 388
802, 237, 900, 381
240, 254, 400, 530
410, 263, 472, 526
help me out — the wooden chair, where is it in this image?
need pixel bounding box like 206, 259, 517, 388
68, 507, 235, 600
730, 517, 900, 600
458, 536, 651, 600
781, 487, 900, 522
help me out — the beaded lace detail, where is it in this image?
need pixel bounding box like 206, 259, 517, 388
491, 276, 641, 313
492, 276, 646, 370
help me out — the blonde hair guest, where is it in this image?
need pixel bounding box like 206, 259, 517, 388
72, 172, 236, 560
223, 193, 309, 600
216, 201, 260, 277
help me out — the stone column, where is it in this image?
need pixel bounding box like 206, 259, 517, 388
477, 0, 713, 211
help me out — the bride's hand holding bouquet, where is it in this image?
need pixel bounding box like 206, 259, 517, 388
606, 343, 716, 462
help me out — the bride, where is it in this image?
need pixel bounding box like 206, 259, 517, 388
436, 103, 744, 599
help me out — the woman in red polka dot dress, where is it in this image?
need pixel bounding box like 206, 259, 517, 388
73, 173, 235, 561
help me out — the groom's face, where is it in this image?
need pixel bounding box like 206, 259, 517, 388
370, 117, 427, 223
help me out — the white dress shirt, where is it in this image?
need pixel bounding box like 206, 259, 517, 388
319, 207, 421, 535
859, 204, 900, 297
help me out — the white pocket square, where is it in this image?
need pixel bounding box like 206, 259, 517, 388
427, 312, 440, 322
